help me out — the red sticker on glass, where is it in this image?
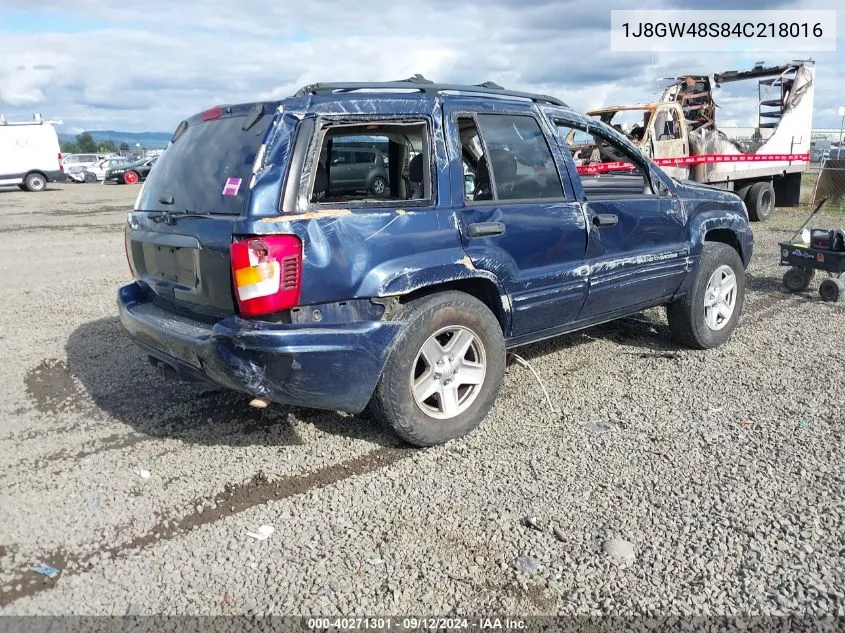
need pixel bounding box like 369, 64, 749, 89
222, 177, 242, 196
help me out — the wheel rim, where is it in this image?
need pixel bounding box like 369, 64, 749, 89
30, 177, 44, 189
124, 171, 138, 184
410, 325, 487, 420
703, 265, 738, 331
761, 189, 773, 216
372, 178, 385, 195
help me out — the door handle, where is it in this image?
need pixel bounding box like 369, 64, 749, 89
467, 222, 505, 238
592, 213, 618, 228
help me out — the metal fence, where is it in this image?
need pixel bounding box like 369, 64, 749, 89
810, 159, 845, 209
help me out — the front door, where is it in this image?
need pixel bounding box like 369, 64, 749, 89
551, 115, 689, 320
443, 101, 589, 340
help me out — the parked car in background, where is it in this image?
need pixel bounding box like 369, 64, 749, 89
86, 157, 134, 181
0, 115, 66, 191
62, 153, 104, 170
105, 156, 158, 184
328, 146, 389, 195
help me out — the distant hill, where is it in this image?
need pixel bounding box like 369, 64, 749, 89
59, 130, 171, 149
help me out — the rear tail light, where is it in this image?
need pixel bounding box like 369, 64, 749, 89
58, 152, 64, 172
230, 235, 302, 317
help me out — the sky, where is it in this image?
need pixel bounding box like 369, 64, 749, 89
0, 0, 842, 135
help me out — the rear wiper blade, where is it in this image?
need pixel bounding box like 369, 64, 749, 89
147, 210, 217, 225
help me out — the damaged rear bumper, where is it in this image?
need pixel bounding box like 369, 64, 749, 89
117, 282, 403, 413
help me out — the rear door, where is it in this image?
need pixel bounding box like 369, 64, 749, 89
443, 100, 589, 340
125, 104, 279, 319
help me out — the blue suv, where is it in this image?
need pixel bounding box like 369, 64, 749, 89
119, 76, 753, 446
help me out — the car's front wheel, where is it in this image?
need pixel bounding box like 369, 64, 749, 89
123, 171, 140, 185
667, 242, 746, 349
370, 291, 506, 446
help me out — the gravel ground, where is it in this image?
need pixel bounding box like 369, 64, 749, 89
0, 183, 843, 617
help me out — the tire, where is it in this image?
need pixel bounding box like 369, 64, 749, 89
745, 181, 775, 222
667, 242, 746, 349
24, 172, 47, 192
370, 291, 506, 447
782, 266, 815, 292
819, 278, 844, 302
84, 172, 97, 183
17, 184, 27, 191
736, 184, 752, 203
369, 176, 387, 196
123, 171, 139, 185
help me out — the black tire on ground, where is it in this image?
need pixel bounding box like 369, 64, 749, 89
84, 172, 97, 183
819, 278, 844, 302
745, 181, 775, 222
667, 242, 746, 349
23, 172, 47, 192
782, 266, 815, 292
369, 176, 387, 197
369, 291, 506, 447
736, 184, 752, 203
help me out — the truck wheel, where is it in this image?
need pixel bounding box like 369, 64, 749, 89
370, 291, 506, 446
782, 266, 815, 292
667, 243, 746, 349
745, 181, 775, 222
819, 278, 844, 302
24, 172, 47, 192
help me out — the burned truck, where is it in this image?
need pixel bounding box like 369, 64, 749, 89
580, 60, 815, 221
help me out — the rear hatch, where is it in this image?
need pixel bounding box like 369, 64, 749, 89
125, 103, 274, 320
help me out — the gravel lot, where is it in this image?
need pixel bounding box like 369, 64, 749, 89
0, 183, 843, 617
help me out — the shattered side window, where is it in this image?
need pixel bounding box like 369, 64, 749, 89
310, 121, 432, 205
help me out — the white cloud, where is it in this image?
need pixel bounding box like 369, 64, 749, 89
0, 0, 842, 132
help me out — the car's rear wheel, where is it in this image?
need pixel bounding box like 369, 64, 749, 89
370, 291, 506, 446
84, 172, 97, 183
24, 172, 47, 192
667, 243, 746, 349
123, 171, 139, 185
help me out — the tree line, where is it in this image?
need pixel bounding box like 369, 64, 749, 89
60, 132, 130, 154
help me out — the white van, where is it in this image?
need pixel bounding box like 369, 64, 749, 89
0, 115, 66, 191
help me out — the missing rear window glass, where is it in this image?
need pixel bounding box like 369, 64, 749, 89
309, 121, 432, 205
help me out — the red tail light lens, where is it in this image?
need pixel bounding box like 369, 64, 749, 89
230, 235, 302, 317
58, 152, 64, 172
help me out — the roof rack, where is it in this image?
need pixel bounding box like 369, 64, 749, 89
294, 74, 568, 107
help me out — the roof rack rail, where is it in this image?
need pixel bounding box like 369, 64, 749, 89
294, 75, 568, 107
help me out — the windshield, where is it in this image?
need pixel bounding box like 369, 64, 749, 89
136, 109, 270, 214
